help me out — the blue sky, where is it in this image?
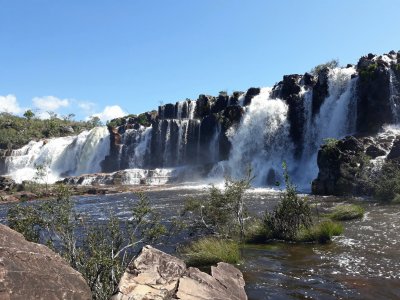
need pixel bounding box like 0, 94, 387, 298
0, 0, 399, 122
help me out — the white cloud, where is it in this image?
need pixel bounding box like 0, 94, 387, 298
92, 105, 126, 122
32, 96, 70, 111
78, 101, 96, 112
0, 94, 23, 114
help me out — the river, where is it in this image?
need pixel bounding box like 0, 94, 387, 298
0, 186, 399, 299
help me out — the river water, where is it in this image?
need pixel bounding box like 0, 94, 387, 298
0, 186, 399, 299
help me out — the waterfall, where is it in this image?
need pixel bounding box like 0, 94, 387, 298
126, 126, 152, 168
162, 120, 172, 166
295, 67, 357, 188
209, 122, 221, 163
224, 88, 294, 185
5, 127, 110, 183
219, 67, 358, 189
389, 69, 400, 123
188, 101, 196, 119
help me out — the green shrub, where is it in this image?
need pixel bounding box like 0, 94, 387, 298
181, 169, 254, 241
182, 237, 241, 267
329, 204, 364, 221
373, 161, 400, 203
297, 220, 343, 244
264, 162, 312, 241
359, 63, 378, 79
244, 218, 269, 243
310, 59, 339, 75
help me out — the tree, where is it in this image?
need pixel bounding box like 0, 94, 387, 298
23, 109, 35, 120
88, 115, 102, 127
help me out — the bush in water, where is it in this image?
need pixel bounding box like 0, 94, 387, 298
263, 162, 313, 241
181, 168, 254, 241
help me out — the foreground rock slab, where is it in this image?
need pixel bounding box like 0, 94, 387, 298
0, 224, 91, 300
112, 245, 247, 300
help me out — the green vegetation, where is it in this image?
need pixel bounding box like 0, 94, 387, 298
329, 204, 364, 221
107, 113, 151, 129
0, 112, 97, 149
263, 162, 312, 241
106, 117, 126, 128
373, 161, 400, 203
310, 59, 339, 75
182, 168, 254, 241
359, 63, 378, 79
297, 220, 343, 244
323, 138, 339, 150
7, 187, 170, 300
182, 237, 241, 266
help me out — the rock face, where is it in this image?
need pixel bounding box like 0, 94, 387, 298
0, 224, 91, 300
312, 128, 400, 196
111, 245, 247, 300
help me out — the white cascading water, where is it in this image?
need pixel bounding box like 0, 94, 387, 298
215, 88, 294, 186
294, 67, 358, 188
5, 127, 110, 183
389, 69, 400, 123
368, 125, 400, 173
126, 126, 152, 168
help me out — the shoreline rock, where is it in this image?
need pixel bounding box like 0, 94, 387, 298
0, 224, 92, 299
111, 245, 247, 300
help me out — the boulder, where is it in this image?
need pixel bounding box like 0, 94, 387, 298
111, 245, 247, 300
387, 138, 400, 160
243, 87, 260, 106
312, 136, 368, 196
0, 224, 91, 300
366, 144, 386, 158
0, 176, 16, 191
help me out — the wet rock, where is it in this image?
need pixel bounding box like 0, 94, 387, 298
0, 224, 91, 299
195, 95, 214, 119
60, 125, 74, 134
0, 176, 16, 191
312, 67, 329, 116
356, 54, 395, 134
229, 91, 244, 106
302, 72, 316, 86
212, 94, 229, 113
366, 144, 386, 158
387, 138, 400, 160
312, 136, 367, 196
102, 126, 122, 173
112, 245, 247, 300
243, 87, 260, 106
271, 74, 305, 157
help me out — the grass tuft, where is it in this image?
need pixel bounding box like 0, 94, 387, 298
297, 220, 343, 244
329, 204, 364, 221
182, 237, 241, 267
